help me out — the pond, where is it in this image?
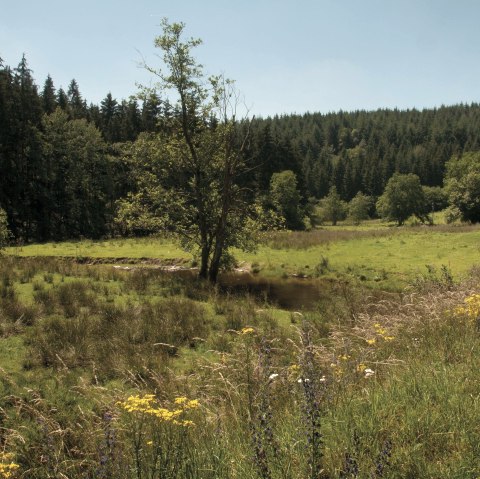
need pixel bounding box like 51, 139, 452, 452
215, 272, 328, 310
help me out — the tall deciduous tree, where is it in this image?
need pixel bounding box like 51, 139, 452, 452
444, 151, 480, 223
269, 170, 304, 229
42, 109, 111, 239
348, 191, 372, 225
318, 186, 347, 226
376, 173, 428, 225
117, 19, 253, 282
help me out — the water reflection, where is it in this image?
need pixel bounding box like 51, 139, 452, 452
217, 272, 325, 310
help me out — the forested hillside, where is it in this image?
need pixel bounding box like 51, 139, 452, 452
2, 55, 480, 241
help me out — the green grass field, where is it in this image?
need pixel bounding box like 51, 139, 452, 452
2, 223, 480, 477
8, 223, 480, 290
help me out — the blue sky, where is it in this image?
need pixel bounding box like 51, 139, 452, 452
2, 0, 480, 117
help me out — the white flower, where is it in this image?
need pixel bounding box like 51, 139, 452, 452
297, 377, 310, 384
319, 375, 327, 383
268, 373, 279, 381
364, 368, 375, 378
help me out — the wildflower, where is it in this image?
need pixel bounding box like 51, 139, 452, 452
241, 327, 255, 334
119, 394, 157, 413
366, 338, 376, 345
454, 293, 480, 321
357, 363, 367, 372
339, 354, 350, 361
185, 399, 199, 409
268, 373, 279, 381
383, 336, 395, 341
180, 420, 195, 427
364, 368, 375, 378
0, 453, 19, 479
374, 326, 387, 335
319, 375, 327, 382
119, 393, 199, 426
297, 377, 310, 384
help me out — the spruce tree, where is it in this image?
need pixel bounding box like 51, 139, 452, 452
41, 74, 57, 114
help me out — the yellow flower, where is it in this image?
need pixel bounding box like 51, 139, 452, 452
186, 399, 199, 409
383, 336, 395, 342
454, 293, 480, 321
366, 338, 376, 345
120, 394, 158, 413
120, 393, 198, 425
357, 363, 367, 372
0, 452, 19, 479
241, 327, 255, 334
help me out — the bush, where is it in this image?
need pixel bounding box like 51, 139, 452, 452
0, 207, 10, 250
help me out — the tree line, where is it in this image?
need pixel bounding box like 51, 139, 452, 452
1, 52, 480, 244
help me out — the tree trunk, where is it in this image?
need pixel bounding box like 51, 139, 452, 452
199, 242, 210, 279
208, 237, 224, 283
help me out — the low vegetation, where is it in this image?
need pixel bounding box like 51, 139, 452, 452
8, 222, 480, 290
0, 223, 480, 477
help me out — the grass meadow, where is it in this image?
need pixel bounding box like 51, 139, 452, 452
8, 222, 480, 290
1, 222, 480, 477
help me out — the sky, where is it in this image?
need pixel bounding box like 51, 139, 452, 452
2, 0, 480, 117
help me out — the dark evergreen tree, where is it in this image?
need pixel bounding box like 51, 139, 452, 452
67, 79, 87, 119
57, 87, 69, 112
9, 55, 44, 239
141, 93, 161, 132
100, 92, 119, 142
41, 74, 57, 114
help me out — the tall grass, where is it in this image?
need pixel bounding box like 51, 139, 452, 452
2, 256, 480, 477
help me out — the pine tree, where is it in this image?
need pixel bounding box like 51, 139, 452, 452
67, 79, 87, 119
41, 74, 57, 114
100, 92, 119, 142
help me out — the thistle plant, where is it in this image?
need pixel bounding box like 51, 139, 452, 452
371, 439, 392, 478
250, 338, 279, 479
339, 431, 360, 479
97, 410, 121, 479
299, 323, 325, 479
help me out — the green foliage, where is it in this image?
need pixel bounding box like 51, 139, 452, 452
4, 48, 480, 245
347, 191, 372, 225
445, 151, 480, 223
376, 173, 428, 225
318, 186, 348, 225
116, 19, 255, 282
0, 208, 10, 250
269, 170, 304, 230
422, 185, 448, 212
42, 108, 111, 238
